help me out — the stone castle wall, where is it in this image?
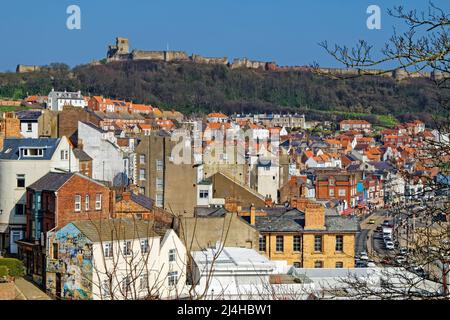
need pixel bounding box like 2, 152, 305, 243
191, 54, 228, 65
104, 37, 449, 81
16, 65, 42, 73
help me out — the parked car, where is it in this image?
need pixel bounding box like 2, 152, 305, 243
367, 261, 377, 267
385, 241, 395, 250
368, 219, 376, 224
399, 247, 408, 255
359, 252, 369, 261
410, 266, 429, 279
395, 255, 407, 265
376, 226, 383, 232
356, 261, 368, 268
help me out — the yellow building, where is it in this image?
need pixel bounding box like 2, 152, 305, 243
242, 199, 358, 268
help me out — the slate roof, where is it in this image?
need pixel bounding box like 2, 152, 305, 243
16, 110, 42, 121
71, 219, 168, 242
73, 148, 92, 161
346, 154, 359, 162
130, 192, 153, 210
27, 172, 74, 191
27, 172, 106, 192
0, 138, 61, 160
368, 161, 396, 172
347, 164, 361, 171
255, 210, 359, 233
194, 206, 229, 217
93, 111, 145, 120
255, 216, 304, 232
326, 216, 360, 232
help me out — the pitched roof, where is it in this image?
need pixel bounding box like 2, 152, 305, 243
0, 138, 61, 160
208, 112, 228, 118
27, 172, 74, 191
194, 206, 230, 217
70, 219, 168, 242
340, 120, 371, 125
16, 110, 42, 121
255, 211, 359, 233
130, 192, 153, 210
93, 111, 145, 120
27, 172, 107, 192
73, 148, 92, 161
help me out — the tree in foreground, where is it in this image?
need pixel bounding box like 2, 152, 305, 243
319, 2, 449, 299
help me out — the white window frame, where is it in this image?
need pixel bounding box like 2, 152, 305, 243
155, 194, 163, 208
156, 160, 164, 171
168, 249, 176, 262
74, 195, 81, 212
140, 273, 149, 291
140, 239, 149, 254
156, 178, 164, 192
199, 190, 209, 199
85, 195, 90, 211
122, 276, 132, 293
60, 149, 69, 160
168, 271, 178, 287
95, 194, 102, 210
103, 242, 113, 258
123, 240, 132, 256
16, 174, 25, 188
139, 169, 146, 181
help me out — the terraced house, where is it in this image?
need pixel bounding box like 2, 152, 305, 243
254, 199, 358, 268
17, 172, 111, 287
0, 137, 78, 254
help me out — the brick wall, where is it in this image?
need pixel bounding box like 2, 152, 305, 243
56, 175, 111, 228
57, 107, 100, 146
0, 112, 21, 138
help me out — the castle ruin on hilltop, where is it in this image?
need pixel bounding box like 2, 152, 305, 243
106, 37, 273, 71
105, 37, 448, 81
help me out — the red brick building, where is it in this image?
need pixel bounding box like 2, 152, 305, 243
382, 135, 411, 147
314, 169, 358, 208
363, 174, 384, 208
113, 191, 173, 225
18, 172, 111, 286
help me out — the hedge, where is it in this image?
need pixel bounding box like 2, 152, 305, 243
0, 265, 8, 277
0, 258, 24, 277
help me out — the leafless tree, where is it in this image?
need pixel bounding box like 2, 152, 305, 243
318, 2, 450, 299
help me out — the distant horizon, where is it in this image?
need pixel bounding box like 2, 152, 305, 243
1, 0, 449, 72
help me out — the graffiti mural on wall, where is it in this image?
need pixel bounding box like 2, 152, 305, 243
46, 223, 93, 300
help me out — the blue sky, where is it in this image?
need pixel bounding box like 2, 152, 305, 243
0, 0, 448, 71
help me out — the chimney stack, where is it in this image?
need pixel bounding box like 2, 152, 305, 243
304, 201, 326, 231
122, 191, 131, 201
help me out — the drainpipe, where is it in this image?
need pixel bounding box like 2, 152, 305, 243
301, 234, 304, 268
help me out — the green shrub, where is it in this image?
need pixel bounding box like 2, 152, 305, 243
0, 265, 8, 277
0, 258, 24, 277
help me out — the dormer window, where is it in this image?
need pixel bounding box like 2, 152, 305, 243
22, 148, 44, 157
